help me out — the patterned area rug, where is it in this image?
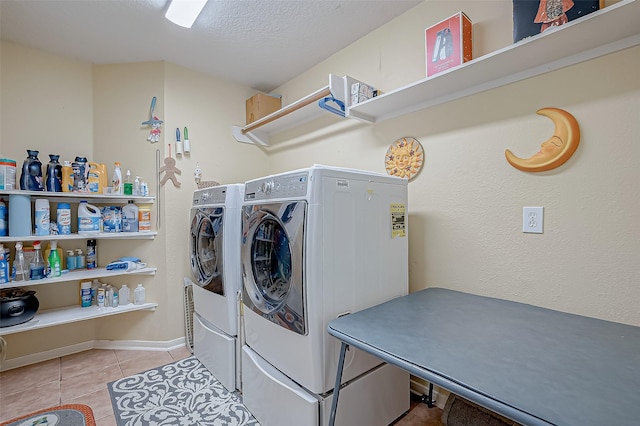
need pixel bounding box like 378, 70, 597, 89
0, 404, 96, 426
108, 356, 259, 426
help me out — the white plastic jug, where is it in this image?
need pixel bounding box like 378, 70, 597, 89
122, 201, 139, 232
78, 201, 102, 233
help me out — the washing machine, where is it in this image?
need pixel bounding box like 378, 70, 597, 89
240, 165, 410, 426
189, 183, 244, 392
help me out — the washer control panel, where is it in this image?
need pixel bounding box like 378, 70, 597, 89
245, 172, 308, 201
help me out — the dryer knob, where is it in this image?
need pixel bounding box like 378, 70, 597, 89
262, 181, 275, 194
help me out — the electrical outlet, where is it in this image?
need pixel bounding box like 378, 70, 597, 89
523, 207, 544, 233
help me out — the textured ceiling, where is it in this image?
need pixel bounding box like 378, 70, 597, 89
0, 0, 421, 92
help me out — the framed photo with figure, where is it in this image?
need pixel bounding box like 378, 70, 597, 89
513, 0, 603, 43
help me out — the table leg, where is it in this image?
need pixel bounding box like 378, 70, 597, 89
328, 342, 349, 426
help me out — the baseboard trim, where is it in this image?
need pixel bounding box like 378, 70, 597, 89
1, 337, 187, 372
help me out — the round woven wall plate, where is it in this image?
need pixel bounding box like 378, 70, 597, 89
385, 137, 424, 180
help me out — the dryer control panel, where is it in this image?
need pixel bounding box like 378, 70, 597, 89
193, 186, 227, 206
245, 172, 308, 201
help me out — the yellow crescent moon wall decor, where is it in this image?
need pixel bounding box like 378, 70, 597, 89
385, 137, 424, 180
505, 108, 580, 172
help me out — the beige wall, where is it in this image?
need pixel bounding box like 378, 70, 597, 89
269, 0, 640, 326
1, 0, 638, 363
0, 42, 270, 361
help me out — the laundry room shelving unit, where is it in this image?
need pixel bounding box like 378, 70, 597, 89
232, 74, 375, 146
0, 190, 158, 336
232, 0, 639, 144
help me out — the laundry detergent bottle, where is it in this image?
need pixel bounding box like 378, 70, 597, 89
45, 154, 63, 192
20, 150, 44, 191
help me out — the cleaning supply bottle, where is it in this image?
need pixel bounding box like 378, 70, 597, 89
78, 200, 102, 233
30, 241, 46, 280
0, 198, 7, 237
12, 242, 29, 282
66, 249, 77, 270
56, 202, 71, 235
122, 200, 139, 232
49, 240, 62, 277
76, 248, 85, 269
86, 239, 97, 269
124, 170, 133, 195
48, 240, 61, 277
134, 283, 146, 305
34, 198, 50, 236
61, 160, 74, 192
0, 244, 9, 284
80, 280, 92, 307
45, 154, 63, 192
20, 150, 44, 191
138, 204, 152, 232
119, 284, 130, 305
87, 162, 106, 194
112, 162, 123, 195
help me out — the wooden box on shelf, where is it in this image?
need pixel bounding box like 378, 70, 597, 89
246, 92, 282, 124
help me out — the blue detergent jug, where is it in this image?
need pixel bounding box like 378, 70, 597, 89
20, 150, 44, 191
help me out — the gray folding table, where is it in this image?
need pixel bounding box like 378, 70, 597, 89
328, 288, 640, 426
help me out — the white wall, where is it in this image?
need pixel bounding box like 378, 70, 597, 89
267, 1, 640, 326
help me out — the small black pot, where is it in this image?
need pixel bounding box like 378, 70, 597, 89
0, 288, 40, 327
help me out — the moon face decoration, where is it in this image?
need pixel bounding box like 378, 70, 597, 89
385, 137, 424, 180
505, 108, 580, 172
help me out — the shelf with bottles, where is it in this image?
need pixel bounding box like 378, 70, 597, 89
0, 302, 158, 336
0, 232, 157, 244
0, 266, 157, 290
0, 189, 155, 204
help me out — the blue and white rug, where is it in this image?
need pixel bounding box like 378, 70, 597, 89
108, 356, 259, 426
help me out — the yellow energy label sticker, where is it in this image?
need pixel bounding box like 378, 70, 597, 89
390, 203, 406, 238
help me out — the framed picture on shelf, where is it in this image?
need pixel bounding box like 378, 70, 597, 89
513, 0, 603, 43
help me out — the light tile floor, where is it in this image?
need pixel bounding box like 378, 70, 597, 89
0, 347, 441, 425
0, 347, 192, 425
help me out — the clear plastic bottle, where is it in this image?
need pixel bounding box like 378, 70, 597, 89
30, 241, 46, 280
48, 240, 62, 277
134, 283, 146, 305
122, 200, 139, 233
119, 284, 130, 305
133, 176, 141, 196
12, 241, 29, 282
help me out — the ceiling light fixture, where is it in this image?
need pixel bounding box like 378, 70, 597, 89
165, 0, 208, 28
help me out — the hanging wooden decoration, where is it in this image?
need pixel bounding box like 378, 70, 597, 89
385, 137, 424, 180
159, 144, 181, 188
505, 108, 580, 172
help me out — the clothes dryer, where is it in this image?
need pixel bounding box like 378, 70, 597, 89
188, 183, 244, 392
241, 165, 409, 426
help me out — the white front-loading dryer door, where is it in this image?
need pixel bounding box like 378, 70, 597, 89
190, 207, 225, 294
241, 201, 306, 335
